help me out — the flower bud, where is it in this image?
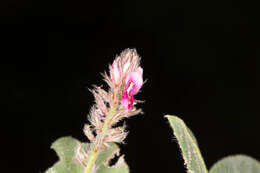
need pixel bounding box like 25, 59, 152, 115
109, 58, 121, 86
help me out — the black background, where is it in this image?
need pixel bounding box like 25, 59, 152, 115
1, 0, 260, 172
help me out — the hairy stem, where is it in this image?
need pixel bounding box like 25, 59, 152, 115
83, 106, 117, 173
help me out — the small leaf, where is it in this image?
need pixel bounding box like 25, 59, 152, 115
45, 137, 129, 173
96, 143, 119, 166
209, 155, 260, 173
96, 143, 129, 173
45, 136, 83, 173
166, 115, 208, 173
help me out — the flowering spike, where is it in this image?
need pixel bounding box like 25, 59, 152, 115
75, 49, 144, 173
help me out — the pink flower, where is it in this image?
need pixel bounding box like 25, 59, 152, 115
121, 67, 143, 110
107, 49, 143, 110
108, 49, 141, 88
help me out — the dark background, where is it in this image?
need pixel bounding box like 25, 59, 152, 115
1, 0, 260, 172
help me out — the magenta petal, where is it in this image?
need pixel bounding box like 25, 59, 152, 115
121, 91, 130, 110
121, 91, 134, 111
125, 67, 143, 95
128, 95, 134, 110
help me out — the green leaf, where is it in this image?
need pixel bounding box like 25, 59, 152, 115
45, 136, 83, 173
166, 115, 208, 173
187, 126, 198, 146
45, 136, 129, 173
95, 143, 129, 173
209, 155, 260, 173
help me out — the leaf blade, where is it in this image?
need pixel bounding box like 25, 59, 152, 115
209, 155, 260, 173
166, 115, 208, 173
96, 143, 129, 173
45, 136, 83, 173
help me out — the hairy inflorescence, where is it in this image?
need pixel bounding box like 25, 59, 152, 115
74, 49, 144, 171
